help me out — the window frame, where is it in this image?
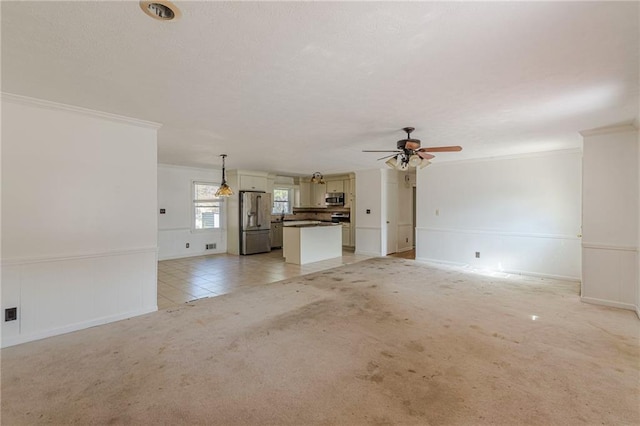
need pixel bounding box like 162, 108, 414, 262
272, 186, 295, 215
191, 180, 224, 232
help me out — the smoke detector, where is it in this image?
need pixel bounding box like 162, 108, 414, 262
139, 1, 181, 21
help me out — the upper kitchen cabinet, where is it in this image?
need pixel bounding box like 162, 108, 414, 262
298, 181, 310, 207
310, 183, 326, 207
228, 170, 268, 192
299, 180, 326, 207
326, 180, 344, 193
344, 177, 354, 207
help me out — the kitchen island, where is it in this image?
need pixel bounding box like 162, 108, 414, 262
282, 222, 342, 265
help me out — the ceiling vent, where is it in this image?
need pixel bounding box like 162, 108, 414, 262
139, 1, 181, 21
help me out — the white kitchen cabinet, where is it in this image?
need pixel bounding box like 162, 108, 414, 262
343, 178, 352, 207
298, 181, 324, 207
311, 183, 326, 207
298, 182, 310, 207
342, 223, 351, 246
239, 174, 267, 191
326, 180, 344, 193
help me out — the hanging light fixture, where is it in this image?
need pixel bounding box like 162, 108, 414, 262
408, 154, 422, 167
310, 172, 325, 184
214, 154, 233, 197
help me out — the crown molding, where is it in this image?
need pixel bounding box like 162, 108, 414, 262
1, 92, 162, 129
426, 148, 582, 168
579, 121, 638, 137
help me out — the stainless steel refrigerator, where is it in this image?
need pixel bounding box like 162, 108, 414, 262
239, 191, 272, 255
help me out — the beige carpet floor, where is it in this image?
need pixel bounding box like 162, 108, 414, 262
2, 257, 639, 425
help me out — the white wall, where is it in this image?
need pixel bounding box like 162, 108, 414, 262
1, 95, 159, 347
157, 164, 227, 260
581, 125, 639, 311
355, 169, 384, 256
416, 150, 582, 280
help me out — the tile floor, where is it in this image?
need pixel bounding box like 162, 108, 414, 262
157, 249, 372, 309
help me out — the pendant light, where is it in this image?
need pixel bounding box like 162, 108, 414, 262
214, 154, 233, 197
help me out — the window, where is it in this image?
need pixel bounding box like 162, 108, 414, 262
193, 182, 223, 230
272, 187, 292, 215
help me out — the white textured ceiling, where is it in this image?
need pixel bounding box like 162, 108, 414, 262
2, 1, 638, 175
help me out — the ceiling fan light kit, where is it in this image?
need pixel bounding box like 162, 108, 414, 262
385, 157, 397, 168
408, 154, 422, 167
419, 159, 432, 169
363, 127, 462, 169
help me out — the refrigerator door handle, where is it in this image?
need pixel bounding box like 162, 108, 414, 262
256, 195, 261, 227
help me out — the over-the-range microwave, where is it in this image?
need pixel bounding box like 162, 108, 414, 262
325, 192, 345, 206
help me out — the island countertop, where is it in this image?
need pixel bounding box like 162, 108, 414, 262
283, 222, 340, 228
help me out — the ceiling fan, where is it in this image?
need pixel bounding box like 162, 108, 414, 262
363, 127, 462, 170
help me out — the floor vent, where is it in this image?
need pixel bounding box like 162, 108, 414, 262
206, 243, 216, 250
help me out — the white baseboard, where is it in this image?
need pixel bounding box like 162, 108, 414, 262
414, 257, 580, 282
1, 305, 157, 348
498, 268, 580, 282
158, 249, 226, 261
414, 257, 466, 267
580, 297, 637, 312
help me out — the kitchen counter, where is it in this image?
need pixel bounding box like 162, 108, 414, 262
282, 222, 342, 265
286, 223, 339, 228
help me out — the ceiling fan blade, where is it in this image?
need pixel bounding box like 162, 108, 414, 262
363, 150, 402, 153
404, 141, 421, 150
418, 146, 463, 153
417, 152, 435, 160
377, 153, 398, 161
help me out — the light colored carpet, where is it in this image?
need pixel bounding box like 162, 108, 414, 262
2, 257, 639, 425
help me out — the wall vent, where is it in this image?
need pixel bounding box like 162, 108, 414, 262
206, 243, 216, 250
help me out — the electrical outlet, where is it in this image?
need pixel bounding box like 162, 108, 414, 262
186, 243, 190, 248
406, 237, 409, 243
475, 252, 480, 258
5, 307, 17, 322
